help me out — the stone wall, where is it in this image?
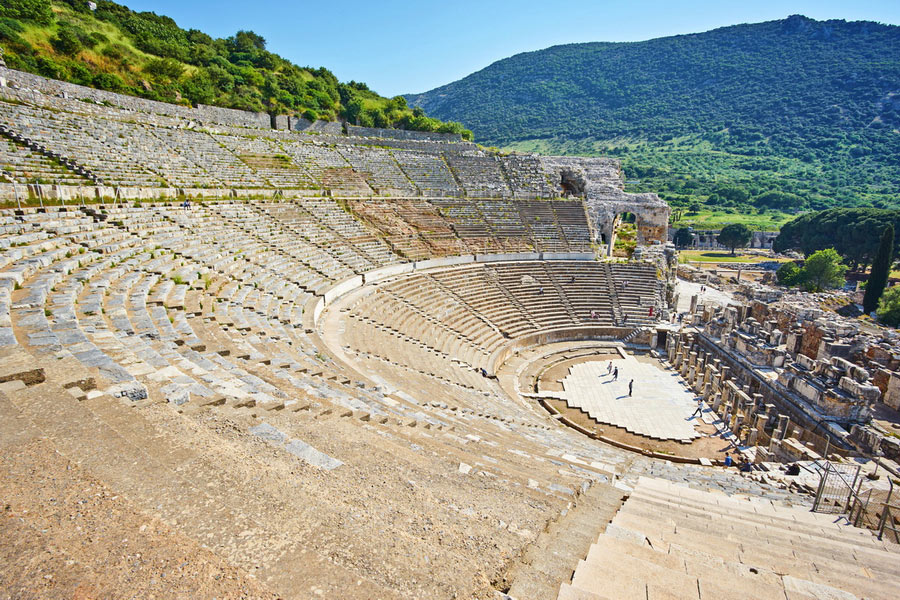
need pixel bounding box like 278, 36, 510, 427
1, 68, 672, 243
291, 118, 344, 135
538, 156, 669, 254
679, 229, 778, 250
0, 67, 270, 129
0, 183, 324, 202
346, 124, 463, 142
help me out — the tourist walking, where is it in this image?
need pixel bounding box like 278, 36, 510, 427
628, 379, 633, 397
613, 367, 618, 381
607, 361, 612, 375
691, 403, 703, 418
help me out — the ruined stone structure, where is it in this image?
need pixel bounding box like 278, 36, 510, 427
681, 229, 778, 250
0, 67, 668, 254
667, 294, 900, 463
540, 156, 669, 254
0, 68, 896, 600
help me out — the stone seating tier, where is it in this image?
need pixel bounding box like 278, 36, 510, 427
561, 476, 900, 600
344, 261, 654, 380
2, 67, 652, 213
3, 198, 858, 600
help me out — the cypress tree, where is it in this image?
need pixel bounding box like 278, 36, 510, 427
863, 224, 894, 314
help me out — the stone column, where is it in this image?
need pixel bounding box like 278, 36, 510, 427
682, 351, 695, 378
719, 366, 730, 389
704, 363, 717, 389
692, 356, 705, 390
732, 414, 744, 437
750, 394, 764, 420
747, 427, 759, 447
666, 334, 676, 361
719, 382, 735, 417
754, 408, 768, 433
777, 415, 791, 440
702, 379, 714, 402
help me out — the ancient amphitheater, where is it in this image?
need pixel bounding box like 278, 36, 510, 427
1, 66, 898, 600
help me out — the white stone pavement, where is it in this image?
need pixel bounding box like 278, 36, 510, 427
675, 278, 735, 313
550, 355, 703, 442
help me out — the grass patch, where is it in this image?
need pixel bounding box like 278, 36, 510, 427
672, 209, 793, 232
678, 250, 789, 264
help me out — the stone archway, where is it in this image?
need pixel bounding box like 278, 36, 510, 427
539, 156, 670, 257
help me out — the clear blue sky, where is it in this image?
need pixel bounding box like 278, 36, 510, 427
124, 0, 900, 97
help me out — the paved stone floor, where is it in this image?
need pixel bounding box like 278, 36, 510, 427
552, 355, 702, 442
675, 278, 736, 312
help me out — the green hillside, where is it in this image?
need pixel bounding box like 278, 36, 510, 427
407, 16, 900, 213
0, 0, 471, 138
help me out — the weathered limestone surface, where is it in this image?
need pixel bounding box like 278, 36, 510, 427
0, 66, 669, 248
539, 156, 669, 251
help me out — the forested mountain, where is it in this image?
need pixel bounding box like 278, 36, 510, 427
0, 0, 471, 138
407, 16, 900, 211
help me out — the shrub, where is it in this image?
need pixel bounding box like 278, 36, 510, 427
93, 72, 125, 92
877, 286, 900, 327
0, 0, 52, 25
51, 28, 84, 56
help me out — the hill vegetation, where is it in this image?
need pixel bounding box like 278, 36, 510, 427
0, 0, 472, 138
407, 16, 900, 213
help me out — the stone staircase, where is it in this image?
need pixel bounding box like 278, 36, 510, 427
505, 481, 628, 600
0, 123, 101, 185
0, 201, 687, 598
559, 476, 900, 600
602, 263, 625, 326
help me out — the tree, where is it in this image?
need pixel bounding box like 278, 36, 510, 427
775, 261, 803, 286
801, 248, 848, 292
774, 208, 900, 269
717, 223, 752, 255
754, 190, 805, 211
863, 224, 894, 314
877, 286, 900, 327
673, 227, 694, 248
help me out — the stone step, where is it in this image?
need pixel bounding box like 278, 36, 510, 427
626, 490, 887, 549
570, 557, 694, 600
7, 378, 405, 599
634, 481, 860, 527
506, 482, 626, 600
557, 583, 611, 600
619, 497, 899, 576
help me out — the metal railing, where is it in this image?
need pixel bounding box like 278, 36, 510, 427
813, 460, 862, 517
813, 459, 897, 541
876, 476, 898, 543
